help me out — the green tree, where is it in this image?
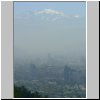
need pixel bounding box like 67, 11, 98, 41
14, 85, 48, 98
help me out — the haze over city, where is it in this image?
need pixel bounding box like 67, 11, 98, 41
14, 2, 86, 98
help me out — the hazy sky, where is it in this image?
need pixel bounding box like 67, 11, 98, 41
14, 2, 86, 62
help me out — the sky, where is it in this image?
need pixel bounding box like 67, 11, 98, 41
14, 2, 86, 16
14, 2, 86, 64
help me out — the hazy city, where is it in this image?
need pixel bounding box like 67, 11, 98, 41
14, 2, 86, 98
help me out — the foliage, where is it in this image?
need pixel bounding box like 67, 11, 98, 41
14, 85, 48, 98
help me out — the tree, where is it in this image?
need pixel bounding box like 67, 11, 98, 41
14, 85, 48, 98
